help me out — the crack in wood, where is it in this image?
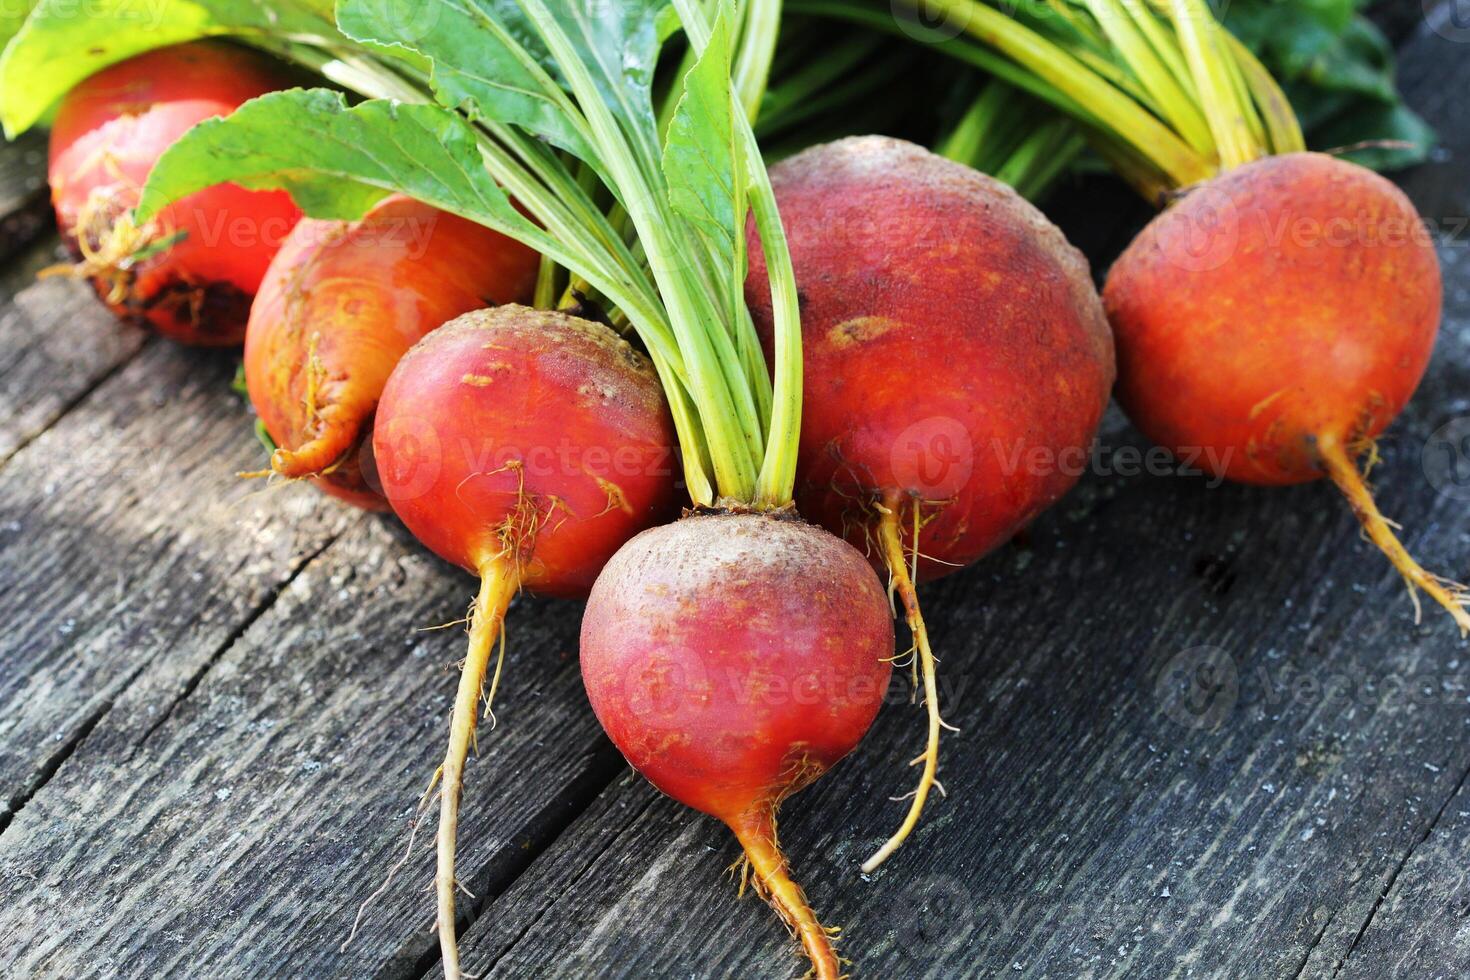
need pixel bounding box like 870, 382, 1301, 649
0, 658, 149, 841
1327, 758, 1470, 979
1289, 898, 1344, 980
125, 528, 351, 761
453, 782, 661, 980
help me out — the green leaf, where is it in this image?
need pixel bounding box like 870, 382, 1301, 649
0, 0, 337, 136
1222, 0, 1354, 76
1300, 16, 1395, 102
522, 0, 671, 156
0, 0, 38, 70
661, 5, 746, 331
135, 88, 535, 240
335, 0, 599, 165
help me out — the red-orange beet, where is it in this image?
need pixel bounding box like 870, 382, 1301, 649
373, 305, 677, 977
1105, 152, 1466, 632
745, 136, 1114, 869
748, 137, 1114, 580
375, 306, 678, 597
245, 194, 538, 509
47, 42, 301, 345
581, 511, 893, 978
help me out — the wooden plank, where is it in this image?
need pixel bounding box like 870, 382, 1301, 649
0, 296, 352, 826
1331, 776, 1470, 980
0, 123, 144, 467
0, 239, 148, 466
1396, 7, 1470, 220
1285, 20, 1470, 979
445, 225, 1470, 977
0, 516, 625, 978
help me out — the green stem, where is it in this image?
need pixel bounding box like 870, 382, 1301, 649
756, 32, 883, 136
1080, 0, 1214, 156
1165, 0, 1263, 169
995, 117, 1080, 199
916, 0, 1212, 186
789, 0, 1099, 124
677, 0, 802, 508
1015, 129, 1087, 201
1124, 0, 1198, 103
1225, 31, 1304, 155
521, 0, 760, 501
734, 0, 783, 121
936, 80, 1011, 165
532, 254, 559, 309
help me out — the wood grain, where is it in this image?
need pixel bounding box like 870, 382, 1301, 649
0, 239, 148, 466
0, 135, 139, 468
0, 306, 352, 828
0, 516, 626, 978
0, 131, 51, 263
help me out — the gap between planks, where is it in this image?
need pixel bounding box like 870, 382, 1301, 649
0, 523, 348, 841
1324, 757, 1470, 979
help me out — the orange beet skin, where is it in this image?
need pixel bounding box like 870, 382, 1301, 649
245, 195, 539, 509
746, 137, 1115, 579
1105, 152, 1441, 485
373, 306, 678, 598
48, 42, 302, 345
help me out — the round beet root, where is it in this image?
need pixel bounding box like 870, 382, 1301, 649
581, 511, 894, 978
748, 136, 1115, 579
1107, 153, 1439, 484
1105, 152, 1465, 631
47, 42, 302, 345
375, 306, 678, 597
373, 305, 677, 977
246, 195, 539, 509
745, 136, 1114, 868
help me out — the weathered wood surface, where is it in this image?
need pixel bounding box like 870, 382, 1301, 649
0, 133, 144, 467
0, 315, 352, 819
0, 11, 1466, 980
0, 516, 627, 978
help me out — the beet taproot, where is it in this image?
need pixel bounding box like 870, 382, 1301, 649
581, 511, 894, 978
1105, 152, 1465, 632
373, 305, 678, 975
